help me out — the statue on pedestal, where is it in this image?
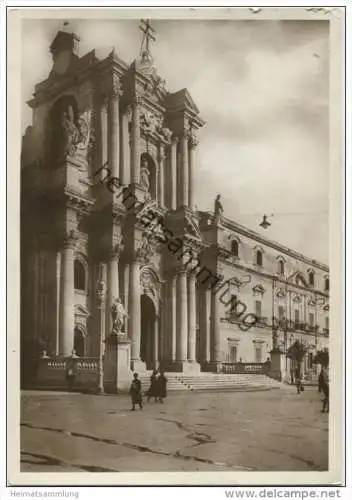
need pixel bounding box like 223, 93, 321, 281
111, 297, 128, 334
213, 194, 224, 224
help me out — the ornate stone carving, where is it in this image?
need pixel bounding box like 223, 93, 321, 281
135, 235, 154, 263
140, 108, 172, 143
111, 75, 123, 99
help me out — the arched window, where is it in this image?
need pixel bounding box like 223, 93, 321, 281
231, 240, 239, 257
256, 250, 263, 266
325, 277, 329, 292
278, 259, 285, 275
308, 270, 315, 287
74, 259, 86, 291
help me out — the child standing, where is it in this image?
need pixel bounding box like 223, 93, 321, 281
129, 373, 143, 411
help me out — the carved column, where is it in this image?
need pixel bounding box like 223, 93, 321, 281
100, 96, 108, 175
128, 252, 141, 363
170, 274, 177, 361
170, 136, 178, 210
59, 232, 77, 356
187, 273, 197, 362
55, 251, 61, 355
211, 291, 221, 364
153, 315, 159, 365
106, 240, 123, 335
200, 286, 211, 363
120, 103, 131, 185
108, 77, 121, 179
176, 269, 188, 362
158, 144, 166, 207
131, 96, 141, 184
123, 261, 130, 334
188, 132, 198, 210
180, 130, 189, 207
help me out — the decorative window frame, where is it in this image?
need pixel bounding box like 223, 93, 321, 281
307, 268, 315, 287
292, 294, 302, 303
230, 237, 241, 259
252, 284, 265, 296
74, 253, 89, 294
276, 255, 286, 275
253, 245, 264, 267
324, 274, 330, 292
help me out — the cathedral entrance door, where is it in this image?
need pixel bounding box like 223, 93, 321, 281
140, 294, 157, 370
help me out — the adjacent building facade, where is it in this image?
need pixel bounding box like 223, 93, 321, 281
21, 25, 329, 384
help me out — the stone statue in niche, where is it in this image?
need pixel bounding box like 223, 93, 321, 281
140, 159, 151, 200
61, 106, 93, 169
111, 297, 128, 334
62, 105, 81, 157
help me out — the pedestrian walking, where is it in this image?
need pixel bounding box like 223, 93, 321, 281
318, 369, 324, 393
157, 371, 167, 403
129, 373, 143, 411
146, 369, 158, 403
320, 366, 329, 413
295, 367, 303, 394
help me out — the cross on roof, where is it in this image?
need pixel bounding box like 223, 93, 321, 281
139, 18, 156, 55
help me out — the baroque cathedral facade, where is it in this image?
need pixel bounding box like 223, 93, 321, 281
21, 24, 329, 386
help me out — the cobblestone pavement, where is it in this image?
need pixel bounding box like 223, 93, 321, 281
20, 386, 328, 472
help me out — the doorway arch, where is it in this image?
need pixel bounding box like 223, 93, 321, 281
74, 325, 86, 357
140, 294, 157, 369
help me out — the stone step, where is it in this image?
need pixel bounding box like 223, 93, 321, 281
138, 372, 282, 392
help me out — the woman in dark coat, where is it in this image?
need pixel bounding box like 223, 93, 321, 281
129, 373, 143, 411
157, 371, 167, 403
147, 369, 158, 402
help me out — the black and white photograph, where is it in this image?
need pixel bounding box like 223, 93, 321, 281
6, 6, 345, 487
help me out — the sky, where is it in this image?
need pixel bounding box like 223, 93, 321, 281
21, 18, 329, 264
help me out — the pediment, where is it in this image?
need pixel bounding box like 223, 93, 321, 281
184, 214, 203, 241
253, 284, 265, 296
288, 271, 309, 288
165, 88, 200, 114
74, 304, 90, 317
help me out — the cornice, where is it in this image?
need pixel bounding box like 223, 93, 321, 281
200, 211, 329, 272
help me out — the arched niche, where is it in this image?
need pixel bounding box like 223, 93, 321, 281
140, 264, 162, 313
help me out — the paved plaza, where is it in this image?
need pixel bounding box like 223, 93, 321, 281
20, 386, 328, 473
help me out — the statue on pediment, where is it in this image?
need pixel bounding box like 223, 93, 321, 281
214, 194, 224, 224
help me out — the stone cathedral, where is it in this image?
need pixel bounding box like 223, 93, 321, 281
21, 22, 329, 390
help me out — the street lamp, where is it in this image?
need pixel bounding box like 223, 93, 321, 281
96, 278, 106, 394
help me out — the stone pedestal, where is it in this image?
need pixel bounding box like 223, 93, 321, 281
103, 333, 133, 393
269, 349, 286, 381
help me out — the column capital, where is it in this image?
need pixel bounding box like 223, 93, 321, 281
188, 131, 199, 149
171, 134, 180, 146
63, 230, 79, 250
158, 143, 166, 161
108, 241, 124, 260
110, 75, 123, 100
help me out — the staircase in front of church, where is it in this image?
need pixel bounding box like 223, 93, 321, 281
139, 372, 282, 393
